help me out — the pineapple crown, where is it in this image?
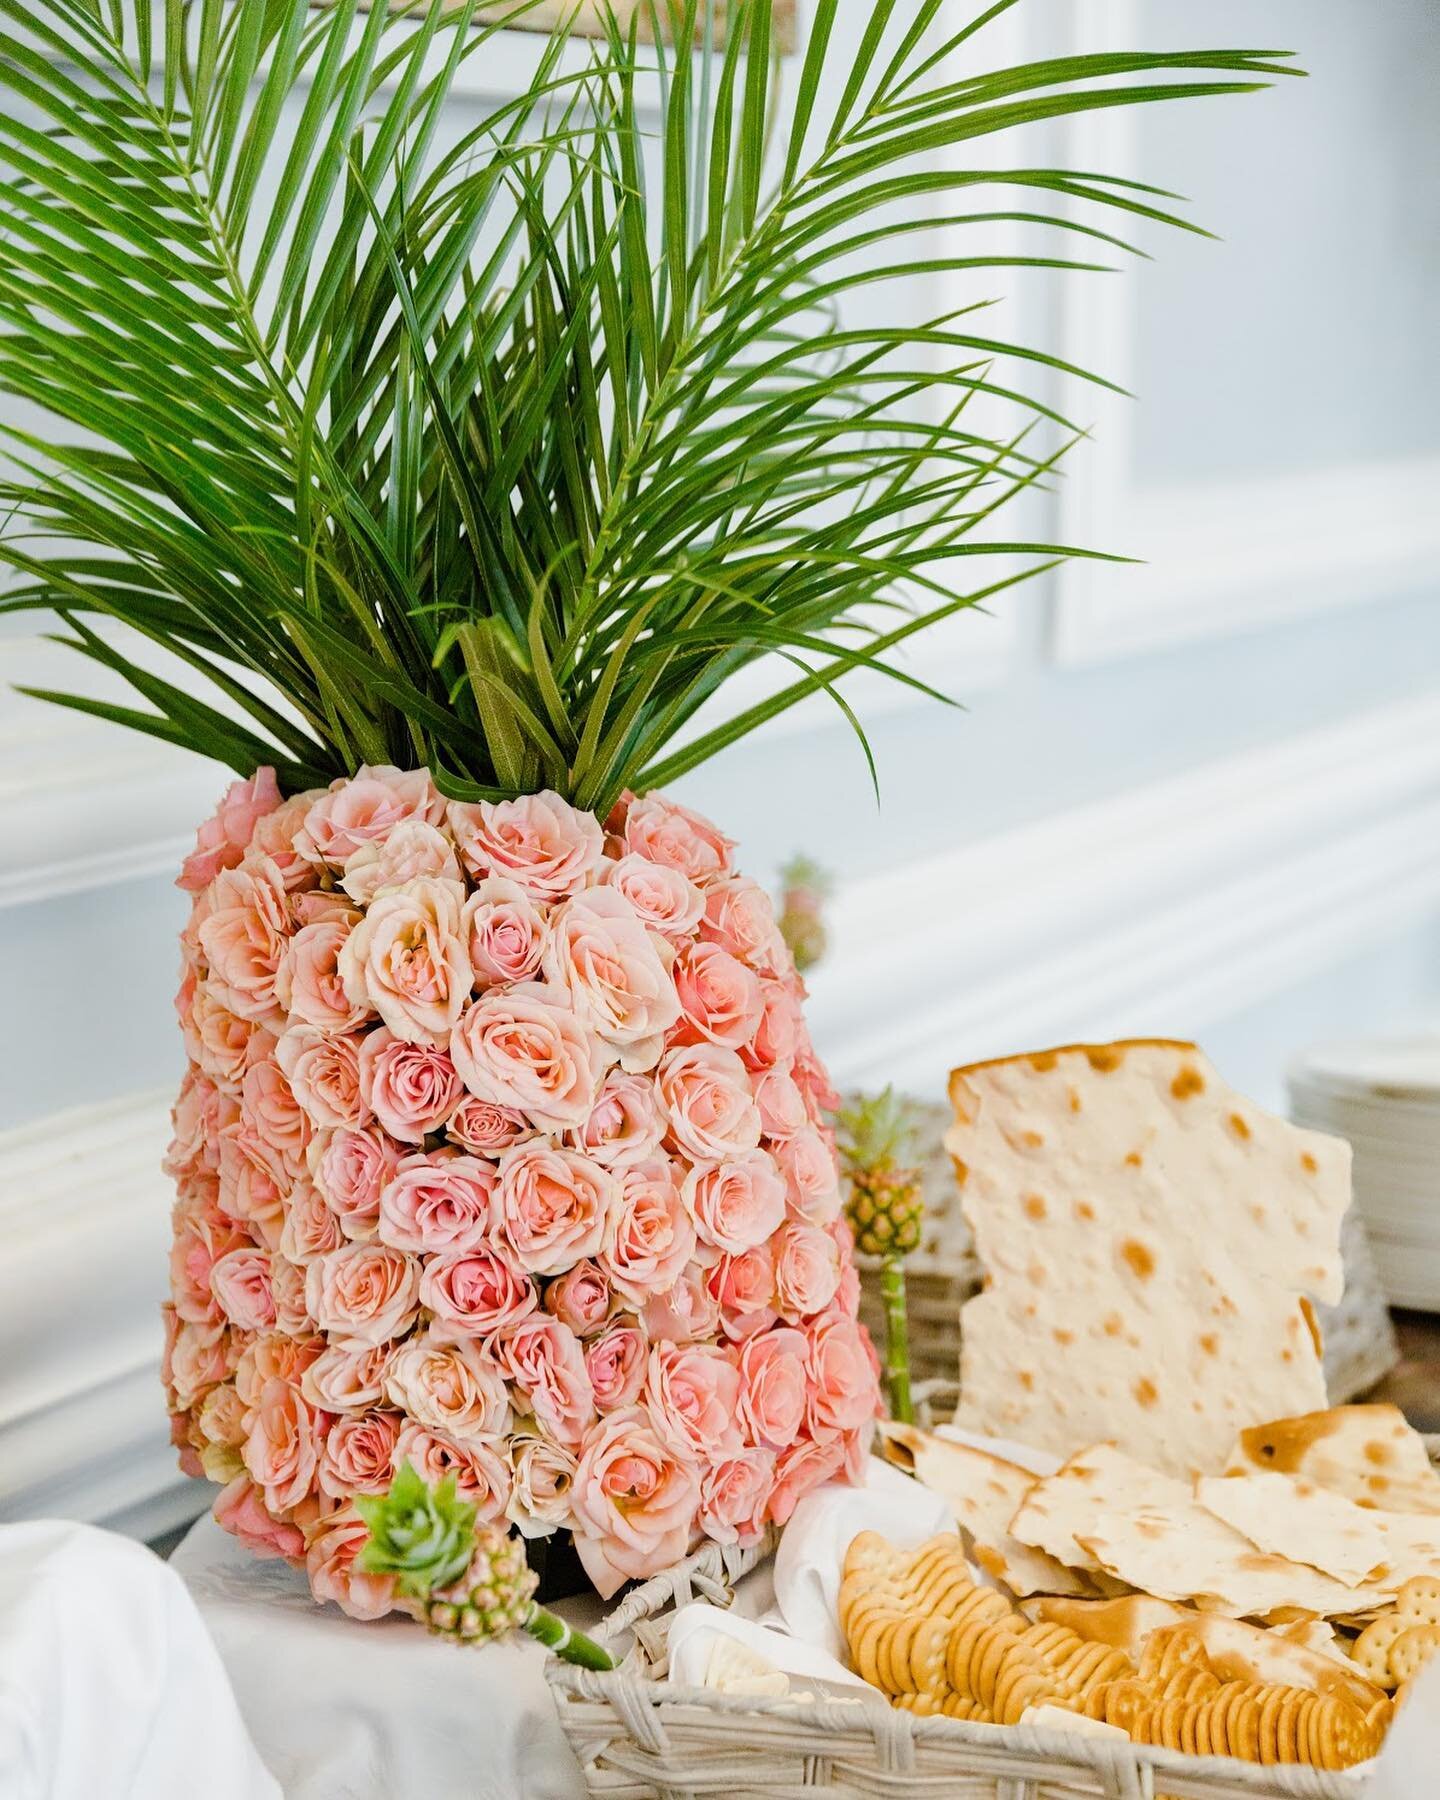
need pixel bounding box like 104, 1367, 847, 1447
779, 856, 833, 901
355, 1461, 478, 1599
837, 1087, 917, 1173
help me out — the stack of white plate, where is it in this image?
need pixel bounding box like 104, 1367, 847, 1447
1289, 1035, 1440, 1313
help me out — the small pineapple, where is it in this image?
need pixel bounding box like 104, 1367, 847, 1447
838, 1090, 924, 1425
420, 1530, 538, 1644
778, 856, 832, 974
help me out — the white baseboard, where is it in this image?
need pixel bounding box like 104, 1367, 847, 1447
4, 689, 1439, 1535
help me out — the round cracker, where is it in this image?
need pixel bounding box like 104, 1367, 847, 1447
1397, 1575, 1440, 1625
1390, 1623, 1440, 1686
1352, 1613, 1406, 1688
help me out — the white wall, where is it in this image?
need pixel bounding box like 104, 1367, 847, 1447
3, 0, 1439, 1538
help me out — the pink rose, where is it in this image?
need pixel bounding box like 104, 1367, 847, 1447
297, 765, 443, 867
177, 769, 282, 893
656, 1044, 761, 1160
571, 1406, 702, 1598
384, 1333, 510, 1440
495, 1142, 619, 1275
242, 1377, 323, 1512
234, 1332, 323, 1411
276, 917, 369, 1036
378, 1150, 496, 1254
213, 1474, 304, 1562
705, 1246, 778, 1341
701, 877, 788, 977
773, 1221, 841, 1319
681, 1153, 786, 1255
197, 1380, 248, 1451
805, 1312, 880, 1434
735, 1327, 807, 1449
198, 858, 293, 1026
290, 889, 360, 928
600, 1157, 696, 1305
305, 1505, 398, 1620
542, 887, 679, 1068
451, 983, 604, 1132
170, 1212, 250, 1325
280, 1176, 345, 1269
339, 877, 472, 1045
167, 1318, 233, 1409
190, 983, 273, 1089
445, 1094, 531, 1156
166, 1068, 217, 1179
271, 1254, 311, 1335
768, 1429, 850, 1526
572, 1070, 665, 1169
420, 1245, 536, 1339
217, 1122, 286, 1249
246, 793, 323, 894
699, 1447, 775, 1546
305, 1243, 421, 1348
358, 1029, 462, 1143
301, 1342, 394, 1412
774, 1126, 842, 1224
645, 1342, 742, 1463
493, 1316, 595, 1448
641, 1264, 722, 1345
318, 1409, 403, 1498
447, 789, 602, 899
340, 820, 461, 906
543, 1260, 614, 1337
461, 877, 548, 987
672, 942, 764, 1051
600, 853, 704, 940
753, 1067, 808, 1140
309, 1126, 401, 1239
210, 1246, 276, 1332
508, 1434, 579, 1535
791, 1032, 841, 1116
623, 794, 733, 886
277, 1029, 369, 1132
739, 979, 803, 1073
393, 1424, 512, 1525
584, 1325, 648, 1411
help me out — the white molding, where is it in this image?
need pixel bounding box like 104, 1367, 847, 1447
1049, 0, 1440, 665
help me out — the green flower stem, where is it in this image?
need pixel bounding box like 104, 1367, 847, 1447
880, 1255, 914, 1425
524, 1602, 616, 1671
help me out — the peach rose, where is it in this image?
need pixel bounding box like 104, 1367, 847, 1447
190, 982, 273, 1089
584, 1324, 648, 1411
197, 1380, 249, 1451
297, 765, 443, 867
246, 793, 321, 893
698, 1447, 774, 1546
384, 1332, 511, 1440
318, 1409, 403, 1498
309, 1125, 401, 1239
768, 1429, 850, 1526
198, 858, 292, 1025
774, 1126, 841, 1225
339, 877, 472, 1045
277, 1029, 370, 1133
167, 1318, 233, 1409
276, 918, 370, 1035
543, 1260, 614, 1337
305, 1243, 421, 1348
656, 1043, 761, 1161
641, 1264, 722, 1345
290, 889, 360, 928
571, 1406, 702, 1598
451, 982, 604, 1132
445, 1093, 531, 1156
340, 820, 460, 906
393, 1424, 512, 1525
357, 1029, 462, 1143
495, 1142, 619, 1276
377, 1150, 496, 1255
645, 1342, 742, 1464
420, 1245, 536, 1339
735, 1327, 807, 1449
301, 1341, 394, 1412
681, 1153, 786, 1255
234, 1331, 324, 1412
791, 1031, 840, 1116
739, 979, 802, 1073
447, 789, 602, 899
623, 794, 732, 887
804, 1312, 879, 1434
170, 1211, 251, 1325
700, 877, 788, 978
773, 1221, 842, 1319
508, 1434, 579, 1536
242, 1376, 323, 1512
542, 887, 679, 1068
216, 1123, 287, 1249
752, 1067, 808, 1140
461, 877, 548, 987
209, 1246, 276, 1333
213, 1474, 304, 1562
271, 1253, 311, 1335
705, 1246, 778, 1341
493, 1316, 595, 1448
166, 1067, 218, 1179
673, 941, 763, 1051
305, 1505, 398, 1620
177, 768, 282, 893
599, 853, 704, 940
599, 1157, 696, 1305
572, 1070, 665, 1168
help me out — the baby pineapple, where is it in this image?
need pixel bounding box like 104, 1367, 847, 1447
838, 1089, 924, 1425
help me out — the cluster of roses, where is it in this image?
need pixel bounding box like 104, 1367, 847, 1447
163, 764, 880, 1616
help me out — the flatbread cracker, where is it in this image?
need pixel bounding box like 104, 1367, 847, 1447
1010, 1443, 1190, 1575
948, 1041, 1349, 1474
1225, 1405, 1440, 1515
1196, 1472, 1391, 1586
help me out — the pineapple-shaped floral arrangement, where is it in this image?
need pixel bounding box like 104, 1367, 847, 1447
838, 1091, 926, 1425
0, 0, 1289, 1616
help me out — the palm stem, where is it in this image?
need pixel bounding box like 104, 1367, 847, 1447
880, 1256, 914, 1425
524, 1601, 616, 1671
